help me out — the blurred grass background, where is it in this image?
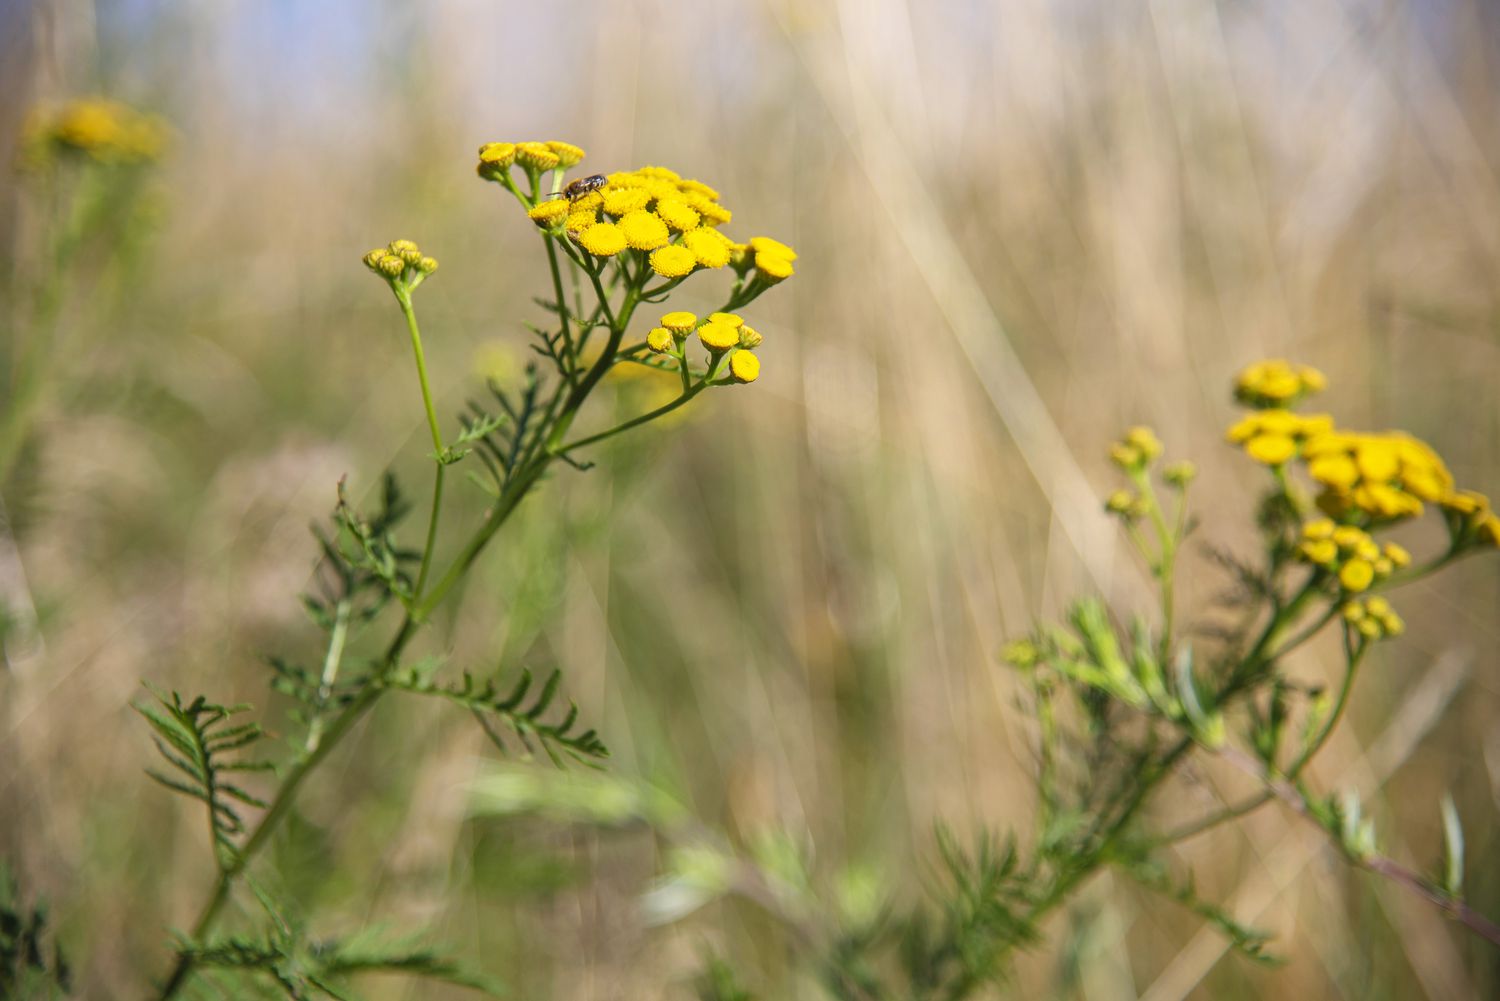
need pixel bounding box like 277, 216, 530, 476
3, 0, 1500, 997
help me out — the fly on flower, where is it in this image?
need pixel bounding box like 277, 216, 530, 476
546, 174, 608, 203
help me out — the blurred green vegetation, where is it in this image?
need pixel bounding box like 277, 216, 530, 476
3, 1, 1500, 998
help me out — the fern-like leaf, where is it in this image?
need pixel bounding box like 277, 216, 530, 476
135, 685, 273, 870
383, 665, 608, 766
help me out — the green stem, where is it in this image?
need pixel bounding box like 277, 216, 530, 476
412, 463, 446, 605
303, 599, 352, 753
553, 386, 702, 456
394, 287, 445, 458
542, 236, 575, 373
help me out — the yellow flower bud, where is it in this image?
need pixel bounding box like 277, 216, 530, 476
1339, 559, 1375, 593
738, 325, 763, 349
646, 327, 674, 353
362, 248, 388, 271
749, 235, 798, 261
1125, 426, 1163, 461
528, 200, 570, 225
754, 251, 794, 282
1105, 490, 1137, 516
416, 256, 438, 274
515, 141, 560, 171
1302, 519, 1336, 541
1163, 461, 1197, 486
377, 254, 404, 278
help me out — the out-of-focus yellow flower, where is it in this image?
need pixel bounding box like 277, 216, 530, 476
749, 236, 798, 261
1234, 359, 1326, 409
1339, 559, 1375, 592
1124, 426, 1163, 461
545, 141, 585, 168
1305, 429, 1454, 521
1105, 490, 1137, 515
648, 245, 697, 278
619, 210, 670, 250
1225, 409, 1330, 467
1343, 597, 1403, 639
1163, 461, 1197, 486
729, 350, 760, 383
22, 98, 168, 167
1382, 542, 1411, 569
577, 222, 627, 257
515, 141, 560, 171
755, 251, 795, 282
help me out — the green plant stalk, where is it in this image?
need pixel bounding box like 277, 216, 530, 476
303, 599, 352, 753
413, 464, 445, 605
394, 287, 446, 458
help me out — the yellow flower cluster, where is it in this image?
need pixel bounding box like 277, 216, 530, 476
20, 98, 167, 166
478, 143, 797, 287
644, 310, 762, 383
362, 238, 438, 285
1442, 491, 1500, 548
1234, 359, 1326, 408
1295, 519, 1409, 593
1225, 410, 1334, 466
1303, 430, 1453, 520
1226, 360, 1498, 537
1342, 596, 1405, 641
1109, 426, 1164, 471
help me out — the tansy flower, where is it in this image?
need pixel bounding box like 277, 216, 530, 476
515, 141, 560, 171
577, 222, 627, 257
755, 251, 794, 282
603, 187, 651, 216
738, 325, 763, 348
1225, 409, 1331, 466
698, 320, 739, 351
749, 236, 798, 261
695, 200, 733, 226
545, 141, 585, 167
708, 312, 743, 329
682, 228, 732, 268
729, 351, 760, 383
1234, 359, 1326, 409
1105, 490, 1137, 515
478, 141, 516, 167
655, 197, 700, 232
528, 200, 570, 225
566, 209, 597, 235
661, 311, 698, 333
646, 327, 674, 353
1304, 430, 1454, 520
677, 178, 720, 201
1339, 559, 1376, 592
649, 245, 697, 278
619, 210, 670, 250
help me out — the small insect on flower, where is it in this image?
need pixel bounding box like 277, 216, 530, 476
548, 174, 608, 203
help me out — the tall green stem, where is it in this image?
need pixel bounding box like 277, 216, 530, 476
395, 287, 445, 457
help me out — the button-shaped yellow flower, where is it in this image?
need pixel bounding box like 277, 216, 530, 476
655, 197, 700, 232
515, 141, 560, 171
577, 222, 627, 257
682, 229, 732, 268
648, 245, 697, 278
528, 199, 570, 225
1339, 559, 1376, 592
755, 251, 794, 282
619, 210, 669, 251
698, 320, 739, 352
749, 236, 798, 261
545, 141, 585, 168
661, 311, 697, 334
603, 187, 651, 216
729, 350, 760, 383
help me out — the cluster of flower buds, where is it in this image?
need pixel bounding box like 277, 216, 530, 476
1295, 519, 1409, 593
1342, 596, 1405, 641
362, 239, 438, 290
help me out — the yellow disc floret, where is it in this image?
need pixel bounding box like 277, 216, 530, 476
698, 320, 739, 351
528, 199, 570, 225
646, 327, 674, 353
655, 197, 701, 232
661, 311, 698, 333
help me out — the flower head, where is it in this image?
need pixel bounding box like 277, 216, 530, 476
515, 141, 560, 171
577, 222, 627, 257
698, 320, 740, 352
545, 141, 585, 168
647, 327, 674, 353
618, 210, 670, 251
661, 311, 698, 334
729, 350, 760, 383
1234, 359, 1326, 409
528, 199, 570, 226
648, 245, 697, 279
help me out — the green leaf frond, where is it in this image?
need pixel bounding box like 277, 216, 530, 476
1117, 854, 1281, 965
135, 685, 274, 870
383, 665, 608, 765
305, 474, 418, 625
